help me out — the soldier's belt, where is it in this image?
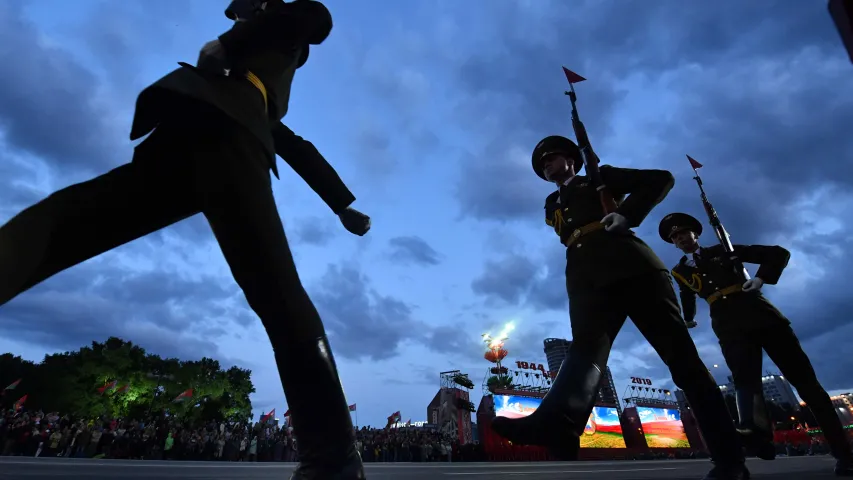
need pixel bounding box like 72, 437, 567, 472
244, 70, 268, 114
564, 221, 606, 248
706, 284, 742, 306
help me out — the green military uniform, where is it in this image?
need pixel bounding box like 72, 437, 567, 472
0, 2, 364, 479
491, 136, 746, 480
661, 213, 853, 474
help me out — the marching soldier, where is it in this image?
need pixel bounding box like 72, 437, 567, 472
490, 136, 748, 480
660, 212, 853, 476
0, 1, 366, 478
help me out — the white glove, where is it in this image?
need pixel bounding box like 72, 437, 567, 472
742, 277, 764, 292
685, 320, 698, 329
600, 212, 629, 233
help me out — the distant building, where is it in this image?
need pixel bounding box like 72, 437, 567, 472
717, 374, 799, 409
543, 338, 619, 413
543, 338, 572, 373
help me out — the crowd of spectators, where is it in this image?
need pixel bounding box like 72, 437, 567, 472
3, 409, 843, 463
0, 409, 479, 462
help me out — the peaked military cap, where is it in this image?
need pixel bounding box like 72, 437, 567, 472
659, 212, 703, 243
531, 135, 584, 180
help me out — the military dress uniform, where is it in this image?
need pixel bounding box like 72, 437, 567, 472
661, 213, 853, 475
490, 136, 746, 480
0, 2, 365, 478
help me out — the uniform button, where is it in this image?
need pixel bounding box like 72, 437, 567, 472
702, 274, 706, 277
722, 296, 727, 300
576, 244, 582, 248
708, 280, 713, 284
567, 218, 572, 223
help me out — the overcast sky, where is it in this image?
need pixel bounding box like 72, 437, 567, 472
1, 0, 851, 426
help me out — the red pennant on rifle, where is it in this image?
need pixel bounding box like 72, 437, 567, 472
283, 409, 291, 417
562, 67, 586, 84
686, 155, 703, 170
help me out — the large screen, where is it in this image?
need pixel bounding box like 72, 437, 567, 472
636, 407, 691, 448
494, 395, 626, 448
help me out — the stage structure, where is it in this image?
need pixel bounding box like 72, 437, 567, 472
426, 370, 474, 446
622, 384, 677, 409
482, 365, 554, 397
623, 381, 697, 449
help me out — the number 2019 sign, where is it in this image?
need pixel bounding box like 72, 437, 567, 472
631, 377, 652, 386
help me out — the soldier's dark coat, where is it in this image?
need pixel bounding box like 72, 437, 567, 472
671, 243, 790, 337
543, 165, 669, 289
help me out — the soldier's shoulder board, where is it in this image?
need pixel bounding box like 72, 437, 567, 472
544, 191, 560, 205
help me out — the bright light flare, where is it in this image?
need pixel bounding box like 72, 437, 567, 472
482, 321, 516, 350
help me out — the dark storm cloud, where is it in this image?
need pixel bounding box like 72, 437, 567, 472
387, 236, 441, 266
311, 263, 426, 361
0, 257, 246, 361
470, 243, 566, 312
291, 216, 337, 246
0, 2, 127, 176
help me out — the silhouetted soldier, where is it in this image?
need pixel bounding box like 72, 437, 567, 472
661, 212, 853, 477
0, 1, 366, 478
490, 136, 748, 480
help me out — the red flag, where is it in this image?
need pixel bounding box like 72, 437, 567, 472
13, 394, 27, 411
261, 408, 275, 423
97, 380, 118, 395
172, 388, 193, 403
283, 410, 291, 417
686, 155, 703, 170
386, 411, 401, 425
348, 404, 357, 412
1, 378, 21, 396
116, 384, 130, 394
562, 67, 586, 84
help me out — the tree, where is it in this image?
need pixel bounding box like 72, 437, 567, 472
0, 337, 256, 421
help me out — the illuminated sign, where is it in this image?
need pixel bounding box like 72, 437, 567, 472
516, 361, 547, 373
392, 421, 428, 428
631, 377, 653, 386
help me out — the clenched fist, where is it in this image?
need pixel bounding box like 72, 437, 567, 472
338, 207, 370, 236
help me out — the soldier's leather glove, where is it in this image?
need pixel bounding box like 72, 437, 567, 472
600, 212, 629, 233
742, 277, 764, 292
685, 320, 698, 329
338, 207, 371, 236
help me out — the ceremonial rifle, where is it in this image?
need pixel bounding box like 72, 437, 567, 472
562, 67, 618, 214
687, 155, 751, 281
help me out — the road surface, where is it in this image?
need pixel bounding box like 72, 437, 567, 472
0, 455, 840, 479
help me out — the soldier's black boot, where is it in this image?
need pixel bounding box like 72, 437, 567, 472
836, 459, 853, 477
490, 348, 603, 461
799, 387, 853, 476
678, 373, 748, 480
734, 387, 775, 460
277, 336, 365, 480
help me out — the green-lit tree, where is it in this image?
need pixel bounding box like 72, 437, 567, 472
0, 337, 255, 421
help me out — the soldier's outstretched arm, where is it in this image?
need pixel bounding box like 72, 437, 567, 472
272, 122, 356, 215
732, 244, 791, 285
599, 165, 675, 227
219, 0, 332, 58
